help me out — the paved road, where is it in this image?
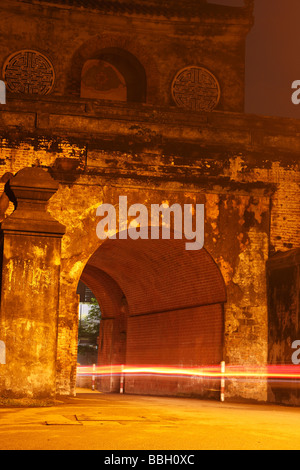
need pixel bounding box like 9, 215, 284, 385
0, 389, 299, 450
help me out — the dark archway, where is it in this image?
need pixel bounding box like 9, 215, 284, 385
79, 235, 227, 397
68, 43, 147, 102
80, 48, 147, 103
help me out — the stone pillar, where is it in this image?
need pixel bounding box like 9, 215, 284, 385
0, 168, 65, 398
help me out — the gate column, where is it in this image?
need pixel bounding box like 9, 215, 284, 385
0, 167, 65, 398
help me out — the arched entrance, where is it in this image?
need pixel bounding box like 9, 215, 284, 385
78, 234, 227, 398
0, 167, 228, 399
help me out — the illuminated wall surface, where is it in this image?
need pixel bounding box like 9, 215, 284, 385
0, 0, 299, 406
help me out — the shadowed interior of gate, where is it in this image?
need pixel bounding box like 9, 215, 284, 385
79, 235, 227, 398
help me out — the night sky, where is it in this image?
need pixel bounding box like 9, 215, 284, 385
208, 0, 300, 119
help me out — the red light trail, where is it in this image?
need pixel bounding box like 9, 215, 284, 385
77, 364, 300, 381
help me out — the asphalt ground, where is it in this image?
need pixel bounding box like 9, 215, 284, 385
0, 388, 299, 450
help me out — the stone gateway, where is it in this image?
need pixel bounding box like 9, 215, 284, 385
0, 0, 299, 406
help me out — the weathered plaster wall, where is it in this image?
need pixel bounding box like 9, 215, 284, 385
0, 167, 65, 398
0, 104, 298, 400
0, 234, 62, 398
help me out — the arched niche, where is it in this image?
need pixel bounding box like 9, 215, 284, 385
79, 48, 147, 103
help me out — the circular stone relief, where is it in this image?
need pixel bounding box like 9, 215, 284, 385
3, 50, 55, 95
172, 66, 220, 112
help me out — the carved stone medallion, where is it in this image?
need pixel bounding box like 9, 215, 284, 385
172, 66, 220, 112
3, 50, 55, 95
